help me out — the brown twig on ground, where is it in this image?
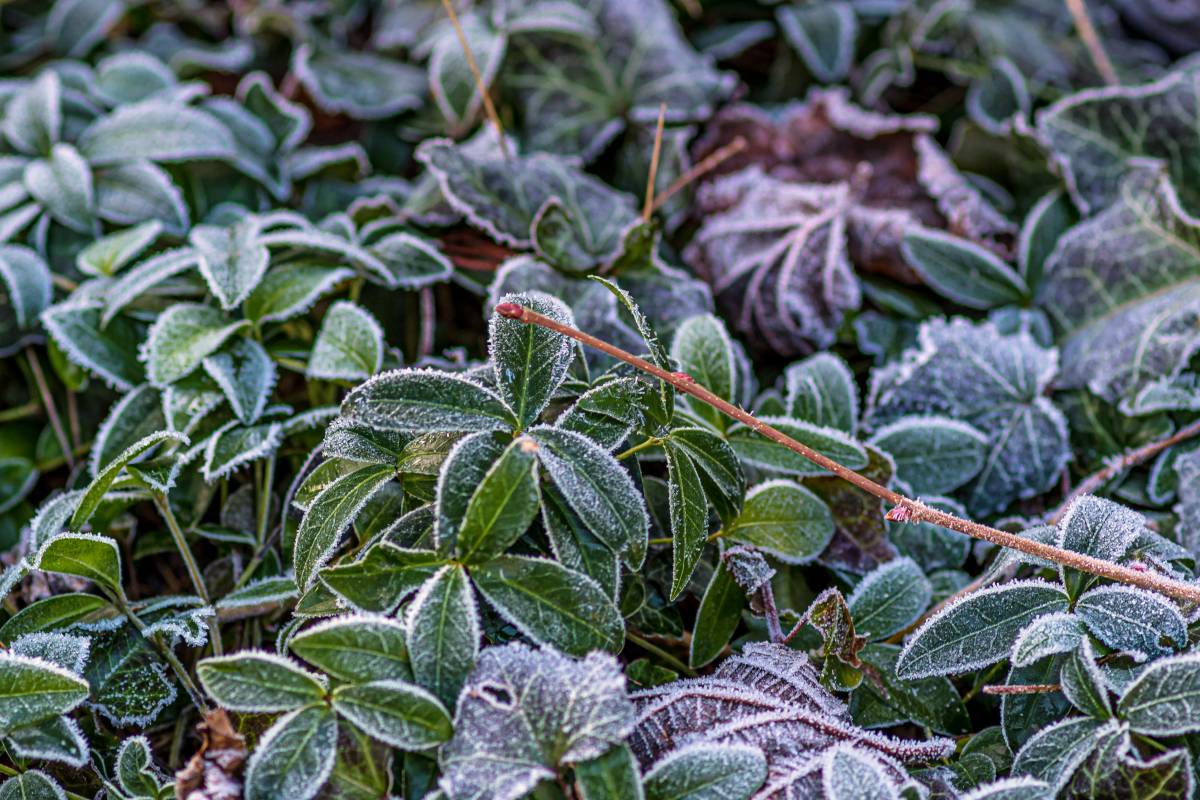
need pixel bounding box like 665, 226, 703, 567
1064, 0, 1119, 86
982, 684, 1061, 696
1048, 417, 1200, 525
643, 103, 667, 223
495, 303, 1200, 604
650, 136, 747, 213
440, 0, 510, 159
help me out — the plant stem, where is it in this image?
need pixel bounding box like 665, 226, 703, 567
256, 454, 276, 550
616, 437, 662, 461
0, 400, 39, 423
627, 631, 697, 677
1048, 417, 1200, 524
1064, 0, 1118, 86
25, 347, 74, 470
495, 303, 1200, 605
153, 492, 222, 655
982, 683, 1061, 695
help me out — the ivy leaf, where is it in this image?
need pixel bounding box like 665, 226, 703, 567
197, 652, 327, 713
36, 533, 122, 595
244, 704, 338, 800
531, 426, 650, 569
847, 557, 931, 641
1018, 189, 1076, 292
405, 565, 479, 707
244, 264, 353, 325
439, 642, 635, 800
0, 653, 90, 730
644, 742, 767, 800
426, 12, 506, 132
868, 416, 988, 496
332, 680, 451, 751
289, 615, 410, 684
896, 580, 1069, 679
489, 291, 574, 428
1075, 585, 1186, 661
292, 44, 424, 120
294, 463, 395, 591
189, 218, 270, 310
900, 228, 1027, 310
341, 369, 515, 433
867, 318, 1069, 516
784, 352, 858, 434
471, 555, 625, 655
1036, 166, 1200, 407
307, 301, 384, 382
724, 479, 833, 564
142, 304, 250, 387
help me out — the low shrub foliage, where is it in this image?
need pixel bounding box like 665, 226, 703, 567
1, 1, 1200, 799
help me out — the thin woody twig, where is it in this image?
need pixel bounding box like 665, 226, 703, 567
643, 103, 667, 223
982, 684, 1061, 696
1048, 417, 1200, 525
1064, 0, 1118, 86
650, 136, 747, 213
495, 302, 1200, 605
440, 0, 510, 160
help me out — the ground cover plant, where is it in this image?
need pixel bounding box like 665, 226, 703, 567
3, 0, 1200, 798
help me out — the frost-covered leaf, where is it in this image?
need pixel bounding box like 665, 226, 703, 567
490, 292, 574, 428
1075, 585, 1185, 661
190, 218, 270, 310
784, 352, 858, 434
728, 417, 868, 476
203, 337, 276, 425
555, 377, 645, 451
1061, 638, 1112, 719
244, 704, 338, 800
1018, 189, 1076, 292
417, 138, 638, 270
90, 386, 164, 479
438, 434, 539, 564
1056, 496, 1146, 595
667, 428, 744, 527
690, 560, 743, 669
1118, 653, 1200, 735
471, 555, 625, 655
81, 620, 176, 728
115, 735, 170, 799
644, 742, 766, 800
11, 632, 89, 673
244, 264, 353, 324
292, 44, 424, 120
217, 576, 297, 619
405, 565, 479, 707
0, 771, 65, 800
94, 161, 190, 234
0, 593, 107, 642
777, 2, 857, 84
72, 428, 184, 529
294, 463, 394, 590
5, 716, 89, 768
900, 228, 1027, 310
1010, 612, 1085, 668
671, 313, 737, 431
0, 245, 52, 335
78, 101, 236, 165
202, 421, 283, 481
1011, 717, 1110, 795
724, 480, 833, 564
822, 744, 899, 800
576, 744, 644, 800
142, 304, 250, 387
868, 416, 988, 496
808, 446, 897, 575
664, 442, 707, 600
289, 614, 410, 684
847, 557, 931, 641
341, 369, 515, 433
197, 652, 327, 713
307, 301, 384, 382
24, 143, 94, 233
867, 318, 1069, 516
425, 12, 506, 132
0, 653, 90, 730
531, 426, 649, 569
2, 72, 60, 156
40, 301, 145, 389
319, 543, 441, 614
851, 643, 969, 735
332, 679, 451, 751
1036, 166, 1200, 406
36, 533, 122, 595
896, 580, 1069, 679
439, 642, 634, 800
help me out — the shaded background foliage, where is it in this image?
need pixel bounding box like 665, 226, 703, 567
2, 0, 1200, 799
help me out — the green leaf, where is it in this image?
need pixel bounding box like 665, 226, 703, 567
189, 218, 270, 310
448, 436, 540, 564
202, 421, 283, 482
490, 291, 575, 428
690, 559, 744, 669
90, 384, 166, 478
667, 427, 744, 527
0, 653, 90, 730
307, 301, 384, 382
776, 2, 857, 83
244, 704, 338, 800
341, 369, 515, 433
901, 228, 1028, 309
1060, 639, 1112, 719
197, 652, 327, 713
142, 304, 251, 387
244, 263, 353, 324
541, 485, 620, 600
289, 615, 410, 684
292, 44, 424, 120
77, 221, 162, 278
643, 742, 766, 800
35, 533, 123, 596
82, 621, 175, 727
40, 301, 145, 390
784, 352, 858, 434
24, 143, 94, 233
71, 430, 186, 529
332, 680, 452, 750
665, 442, 708, 600
116, 735, 171, 799
294, 463, 395, 590
367, 231, 453, 289
3, 72, 60, 155
1018, 189, 1075, 291
1075, 585, 1186, 661
0, 245, 52, 333
591, 276, 674, 423
555, 377, 646, 451
725, 480, 833, 564
78, 101, 237, 166
847, 557, 931, 641
6, 716, 90, 769
1010, 612, 1086, 668
576, 744, 645, 800
318, 543, 442, 613
531, 426, 650, 569
470, 555, 625, 655
851, 643, 969, 735
404, 565, 479, 707
868, 416, 988, 496
1011, 717, 1108, 795
1117, 653, 1200, 735
727, 417, 868, 476
897, 580, 1069, 679
203, 337, 276, 425
0, 593, 109, 641
671, 313, 736, 430
94, 161, 189, 234
807, 588, 868, 692
0, 771, 66, 800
